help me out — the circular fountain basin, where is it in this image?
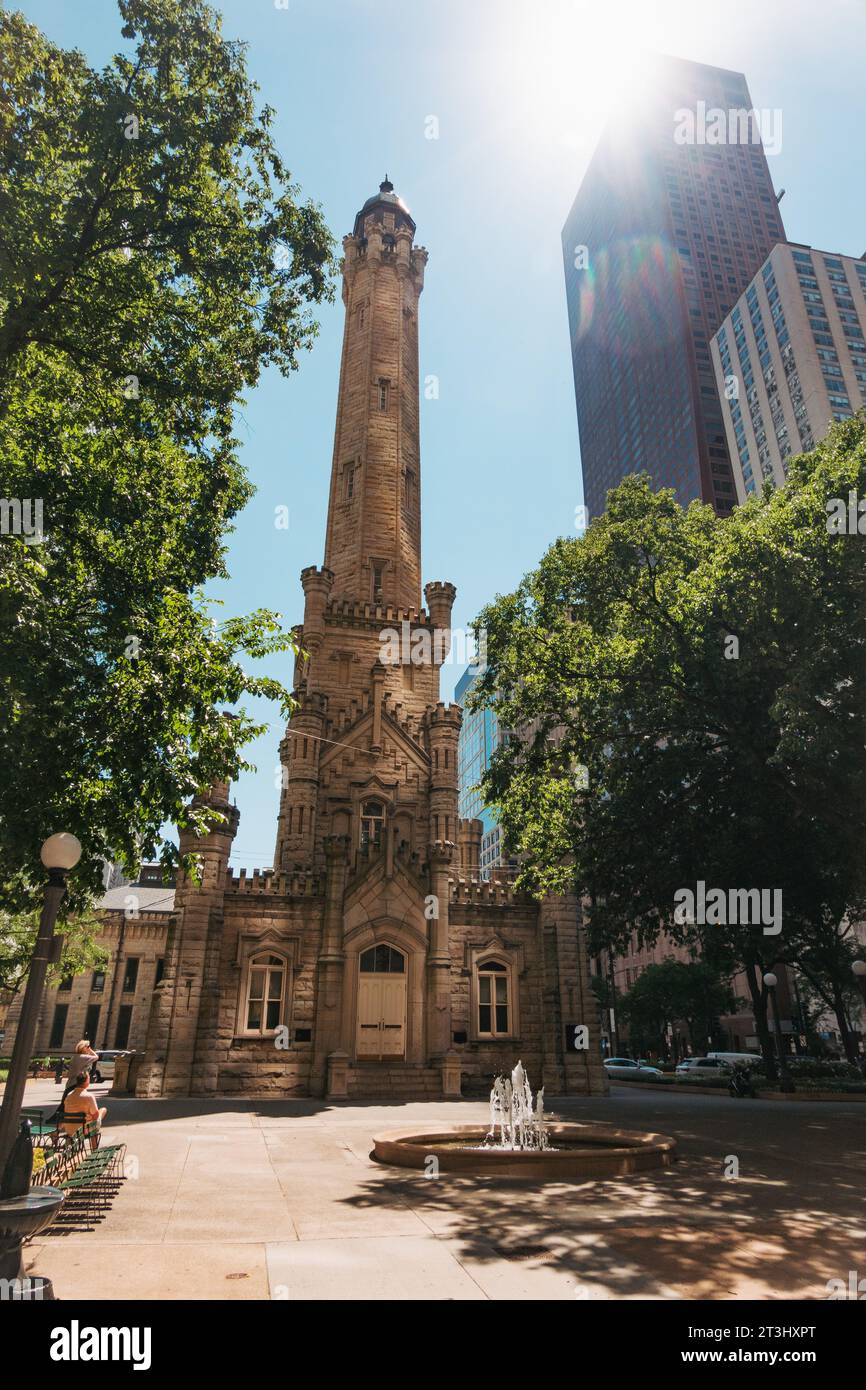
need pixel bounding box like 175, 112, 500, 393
372, 1122, 676, 1179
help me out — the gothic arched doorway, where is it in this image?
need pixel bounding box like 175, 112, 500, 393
356, 944, 406, 1058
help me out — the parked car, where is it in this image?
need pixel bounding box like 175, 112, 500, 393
676, 1056, 733, 1079
603, 1057, 663, 1080
707, 1051, 762, 1067
89, 1050, 131, 1083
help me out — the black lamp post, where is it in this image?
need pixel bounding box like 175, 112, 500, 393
852, 961, 866, 1064
0, 833, 82, 1174
763, 971, 795, 1093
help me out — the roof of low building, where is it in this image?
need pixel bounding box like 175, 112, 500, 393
99, 885, 176, 914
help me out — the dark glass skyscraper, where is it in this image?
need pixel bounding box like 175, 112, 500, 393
562, 55, 786, 518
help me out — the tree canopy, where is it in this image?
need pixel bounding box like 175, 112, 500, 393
471, 416, 866, 1061
0, 0, 336, 910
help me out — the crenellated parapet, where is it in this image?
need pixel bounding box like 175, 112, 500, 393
449, 876, 523, 908
325, 598, 431, 628
225, 867, 324, 899
423, 700, 463, 733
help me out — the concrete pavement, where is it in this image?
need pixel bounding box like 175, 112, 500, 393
15, 1079, 866, 1301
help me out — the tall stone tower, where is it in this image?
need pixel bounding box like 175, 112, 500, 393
323, 177, 425, 612
274, 179, 457, 876
134, 179, 608, 1102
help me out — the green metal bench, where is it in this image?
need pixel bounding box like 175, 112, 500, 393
26, 1110, 126, 1229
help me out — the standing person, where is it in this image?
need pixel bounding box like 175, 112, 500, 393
60, 1072, 107, 1150
54, 1056, 65, 1085
65, 1038, 99, 1087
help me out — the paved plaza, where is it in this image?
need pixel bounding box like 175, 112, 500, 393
18, 1079, 865, 1301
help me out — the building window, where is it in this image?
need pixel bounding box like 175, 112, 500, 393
91, 970, 106, 993
114, 1005, 133, 1050
244, 953, 287, 1035
477, 959, 510, 1037
372, 564, 384, 603
360, 799, 385, 850
377, 378, 390, 412
84, 1004, 101, 1043
154, 958, 165, 987
58, 975, 73, 992
49, 1004, 68, 1049
359, 944, 405, 973
344, 462, 355, 501
122, 959, 139, 993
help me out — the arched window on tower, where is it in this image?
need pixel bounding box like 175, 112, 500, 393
360, 799, 385, 851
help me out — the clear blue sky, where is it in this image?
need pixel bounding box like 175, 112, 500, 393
14, 0, 866, 869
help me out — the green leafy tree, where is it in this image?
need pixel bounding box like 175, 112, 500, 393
620, 955, 736, 1058
0, 0, 336, 910
0, 907, 108, 997
472, 417, 866, 1075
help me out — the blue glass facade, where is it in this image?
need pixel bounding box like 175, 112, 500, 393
455, 665, 508, 878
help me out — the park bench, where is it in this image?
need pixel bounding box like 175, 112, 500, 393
23, 1107, 126, 1228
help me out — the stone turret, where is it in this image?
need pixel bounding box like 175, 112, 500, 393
424, 701, 462, 847
274, 690, 327, 871
458, 817, 483, 877
136, 779, 238, 1098
424, 581, 457, 666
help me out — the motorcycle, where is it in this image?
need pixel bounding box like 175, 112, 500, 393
728, 1066, 755, 1098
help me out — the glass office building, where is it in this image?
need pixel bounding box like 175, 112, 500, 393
455, 664, 511, 880
562, 55, 786, 519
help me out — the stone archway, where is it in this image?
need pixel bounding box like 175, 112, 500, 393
342, 917, 427, 1064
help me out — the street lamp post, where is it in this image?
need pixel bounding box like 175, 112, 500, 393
763, 971, 795, 1094
852, 961, 866, 1064
0, 834, 82, 1174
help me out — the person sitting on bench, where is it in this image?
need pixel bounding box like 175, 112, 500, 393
60, 1072, 107, 1150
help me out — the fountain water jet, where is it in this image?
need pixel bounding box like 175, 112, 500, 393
486, 1061, 549, 1151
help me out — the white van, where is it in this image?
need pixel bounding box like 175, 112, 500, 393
707, 1051, 761, 1066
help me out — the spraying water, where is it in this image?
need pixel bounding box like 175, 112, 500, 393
485, 1061, 549, 1151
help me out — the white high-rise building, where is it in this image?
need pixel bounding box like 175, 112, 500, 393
711, 243, 866, 500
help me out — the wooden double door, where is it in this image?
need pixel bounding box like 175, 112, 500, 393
356, 944, 407, 1059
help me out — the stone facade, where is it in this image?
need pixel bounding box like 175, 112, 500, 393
123, 181, 608, 1101
2, 889, 172, 1059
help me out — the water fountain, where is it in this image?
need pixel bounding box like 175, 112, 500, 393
372, 1061, 676, 1179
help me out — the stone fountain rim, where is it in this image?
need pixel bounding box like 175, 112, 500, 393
371, 1121, 677, 1177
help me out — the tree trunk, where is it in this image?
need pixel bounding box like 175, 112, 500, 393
832, 988, 858, 1065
